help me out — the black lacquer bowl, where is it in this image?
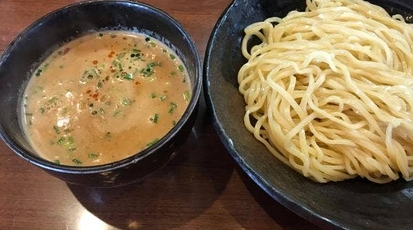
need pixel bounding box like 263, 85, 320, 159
0, 1, 201, 187
204, 0, 413, 229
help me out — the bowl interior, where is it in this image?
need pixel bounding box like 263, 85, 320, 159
204, 0, 413, 229
0, 0, 201, 171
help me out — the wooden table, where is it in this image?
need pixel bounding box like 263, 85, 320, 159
0, 1, 324, 229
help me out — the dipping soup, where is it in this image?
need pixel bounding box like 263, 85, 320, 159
21, 31, 191, 166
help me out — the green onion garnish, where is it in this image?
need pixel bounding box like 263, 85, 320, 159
72, 158, 82, 165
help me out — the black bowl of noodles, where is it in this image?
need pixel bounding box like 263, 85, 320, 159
0, 1, 202, 187
204, 0, 413, 229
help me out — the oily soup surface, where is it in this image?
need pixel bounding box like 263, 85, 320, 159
22, 31, 191, 166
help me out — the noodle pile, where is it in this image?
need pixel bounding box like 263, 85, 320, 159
238, 0, 413, 183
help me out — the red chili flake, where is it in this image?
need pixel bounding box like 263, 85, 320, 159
92, 93, 99, 100
62, 47, 70, 55
92, 60, 98, 65
108, 51, 115, 58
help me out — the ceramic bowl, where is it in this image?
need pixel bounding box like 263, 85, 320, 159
204, 0, 413, 229
0, 0, 201, 187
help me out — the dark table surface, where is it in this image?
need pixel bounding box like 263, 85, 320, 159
0, 0, 324, 229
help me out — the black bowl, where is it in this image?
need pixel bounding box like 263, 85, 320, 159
204, 0, 413, 229
0, 0, 201, 187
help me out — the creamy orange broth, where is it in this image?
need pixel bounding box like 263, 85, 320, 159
21, 31, 191, 166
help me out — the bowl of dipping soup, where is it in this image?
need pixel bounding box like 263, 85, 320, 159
0, 0, 201, 187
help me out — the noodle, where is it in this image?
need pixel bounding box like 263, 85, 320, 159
237, 0, 413, 183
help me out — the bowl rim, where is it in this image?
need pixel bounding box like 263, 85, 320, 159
0, 0, 202, 174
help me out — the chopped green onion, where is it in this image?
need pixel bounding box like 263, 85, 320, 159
144, 37, 156, 47
152, 113, 159, 124
149, 62, 161, 68
67, 147, 76, 152
169, 102, 177, 114
82, 68, 100, 80
67, 136, 74, 144
117, 52, 126, 58
47, 96, 59, 105
35, 69, 42, 77
60, 107, 68, 115
72, 158, 82, 165
140, 62, 160, 77
141, 67, 154, 77
131, 49, 143, 60
53, 126, 60, 134
183, 91, 191, 101
113, 110, 121, 117
57, 137, 65, 145
146, 138, 159, 147
35, 63, 49, 77
91, 68, 100, 77
121, 72, 133, 80
57, 136, 74, 145
121, 97, 132, 106
112, 58, 123, 70
88, 153, 99, 159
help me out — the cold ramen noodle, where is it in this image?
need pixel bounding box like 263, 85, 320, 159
22, 31, 191, 166
238, 0, 413, 183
